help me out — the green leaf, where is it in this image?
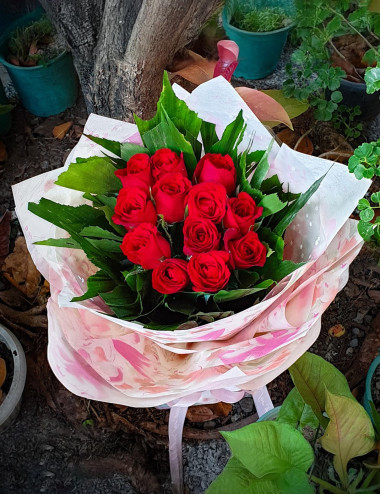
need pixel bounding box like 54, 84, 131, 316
277, 387, 319, 430
358, 220, 375, 242
289, 352, 355, 429
55, 156, 121, 194
358, 198, 371, 210
84, 135, 123, 157
363, 49, 377, 66
369, 401, 380, 439
213, 280, 273, 303
255, 255, 304, 283
273, 173, 326, 236
200, 121, 219, 153
372, 191, 380, 203
236, 150, 264, 202
100, 285, 141, 319
260, 89, 309, 126
206, 456, 314, 494
120, 142, 149, 161
237, 270, 260, 289
320, 391, 375, 488
360, 208, 375, 222
221, 421, 314, 478
258, 193, 286, 218
79, 226, 123, 241
71, 270, 116, 302
210, 110, 246, 161
0, 104, 13, 116
331, 90, 343, 103
34, 237, 81, 249
250, 140, 274, 190
256, 227, 284, 259
365, 67, 380, 94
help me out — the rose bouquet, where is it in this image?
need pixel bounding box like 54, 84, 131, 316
27, 73, 323, 330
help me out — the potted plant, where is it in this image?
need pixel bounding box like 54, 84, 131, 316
364, 351, 380, 424
284, 0, 380, 122
0, 323, 27, 430
0, 12, 78, 117
207, 353, 380, 493
222, 0, 296, 80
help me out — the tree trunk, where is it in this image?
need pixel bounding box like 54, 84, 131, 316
39, 0, 222, 120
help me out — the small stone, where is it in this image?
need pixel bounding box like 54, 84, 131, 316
239, 397, 254, 414
350, 338, 358, 348
42, 471, 55, 478
352, 327, 360, 335
41, 444, 54, 451
346, 347, 354, 356
231, 413, 240, 423
41, 160, 50, 170
353, 312, 365, 324
364, 315, 372, 324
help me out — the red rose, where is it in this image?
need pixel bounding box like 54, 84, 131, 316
183, 216, 221, 256
115, 153, 152, 188
152, 258, 189, 294
188, 251, 230, 293
224, 229, 266, 269
121, 223, 171, 270
152, 172, 192, 223
150, 148, 187, 181
112, 187, 157, 230
223, 192, 263, 234
193, 153, 237, 196
187, 182, 227, 223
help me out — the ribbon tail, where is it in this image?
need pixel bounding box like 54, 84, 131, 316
251, 386, 274, 417
169, 405, 188, 494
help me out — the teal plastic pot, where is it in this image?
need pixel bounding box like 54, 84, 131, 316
0, 81, 11, 135
0, 39, 78, 117
364, 352, 380, 422
222, 0, 295, 80
257, 406, 281, 421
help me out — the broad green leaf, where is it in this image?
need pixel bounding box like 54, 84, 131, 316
277, 387, 319, 430
358, 198, 371, 210
55, 156, 121, 194
210, 110, 246, 161
100, 285, 141, 319
260, 89, 309, 127
79, 226, 123, 241
320, 391, 375, 488
360, 208, 375, 222
34, 237, 80, 249
200, 120, 218, 153
206, 456, 314, 494
358, 221, 375, 242
213, 280, 273, 303
84, 135, 149, 163
71, 270, 116, 302
120, 143, 149, 161
84, 135, 123, 157
236, 270, 260, 289
369, 401, 380, 439
221, 421, 314, 478
257, 227, 284, 260
273, 173, 326, 236
371, 191, 380, 203
258, 193, 286, 218
250, 140, 274, 190
236, 150, 264, 202
365, 67, 380, 94
289, 352, 355, 428
255, 255, 304, 283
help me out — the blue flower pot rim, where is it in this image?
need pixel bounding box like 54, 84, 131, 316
222, 8, 295, 37
0, 49, 69, 72
340, 77, 368, 91
364, 352, 380, 413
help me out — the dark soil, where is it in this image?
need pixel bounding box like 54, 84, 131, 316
0, 88, 379, 493
0, 339, 13, 395
371, 364, 380, 413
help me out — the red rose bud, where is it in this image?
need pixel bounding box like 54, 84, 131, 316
183, 216, 221, 256
112, 187, 157, 230
121, 223, 171, 270
223, 192, 263, 235
187, 182, 227, 224
115, 153, 152, 188
150, 148, 187, 181
152, 258, 189, 294
224, 229, 266, 269
188, 251, 230, 293
193, 153, 237, 196
152, 172, 192, 223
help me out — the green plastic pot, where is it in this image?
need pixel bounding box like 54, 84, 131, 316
0, 10, 78, 117
222, 0, 295, 80
0, 81, 11, 135
364, 352, 380, 423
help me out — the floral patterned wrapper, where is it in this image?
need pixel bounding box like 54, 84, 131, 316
13, 77, 370, 408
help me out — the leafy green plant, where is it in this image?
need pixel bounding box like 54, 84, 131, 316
7, 15, 60, 67
231, 6, 293, 33
348, 139, 380, 246
0, 104, 13, 116
207, 353, 380, 493
284, 0, 380, 121
332, 105, 363, 140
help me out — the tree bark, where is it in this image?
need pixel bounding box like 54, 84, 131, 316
39, 0, 222, 120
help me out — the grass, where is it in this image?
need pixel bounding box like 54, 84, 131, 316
231, 6, 293, 33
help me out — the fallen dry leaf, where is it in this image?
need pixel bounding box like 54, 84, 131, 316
328, 324, 346, 338
170, 50, 215, 85
186, 405, 218, 422
276, 129, 313, 154
2, 236, 41, 298
53, 121, 73, 140
0, 141, 7, 162
208, 402, 232, 417
368, 290, 380, 304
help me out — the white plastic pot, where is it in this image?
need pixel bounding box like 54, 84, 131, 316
0, 323, 27, 430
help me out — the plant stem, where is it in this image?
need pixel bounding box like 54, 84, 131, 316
361, 468, 377, 489
328, 40, 347, 61
294, 126, 314, 151
311, 475, 346, 494
329, 8, 380, 56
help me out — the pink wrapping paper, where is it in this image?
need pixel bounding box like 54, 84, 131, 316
13, 77, 370, 408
